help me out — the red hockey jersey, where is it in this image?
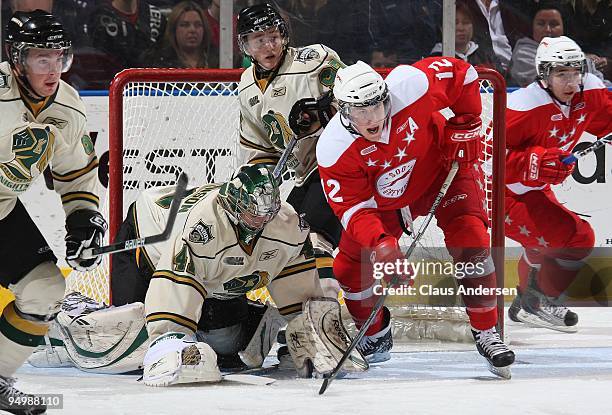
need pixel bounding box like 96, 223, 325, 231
316, 57, 481, 248
506, 74, 612, 195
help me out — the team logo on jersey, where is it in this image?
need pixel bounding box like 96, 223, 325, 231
223, 271, 270, 295
318, 66, 338, 87
572, 102, 585, 111
360, 145, 377, 156
272, 87, 286, 97
295, 47, 320, 63
188, 220, 214, 245
442, 193, 467, 208
259, 249, 279, 261
375, 159, 416, 199
43, 116, 68, 130
81, 134, 95, 155
262, 111, 293, 150
223, 256, 245, 266
249, 95, 260, 107
0, 73, 9, 89
0, 127, 54, 191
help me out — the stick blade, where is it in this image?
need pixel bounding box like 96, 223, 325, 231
318, 377, 331, 395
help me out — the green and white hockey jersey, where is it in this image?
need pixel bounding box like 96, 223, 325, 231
0, 61, 100, 220
133, 184, 323, 337
238, 44, 344, 185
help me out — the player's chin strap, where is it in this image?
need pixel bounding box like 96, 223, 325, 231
537, 78, 584, 109
13, 66, 47, 102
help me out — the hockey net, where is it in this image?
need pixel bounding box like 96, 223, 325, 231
65, 67, 506, 342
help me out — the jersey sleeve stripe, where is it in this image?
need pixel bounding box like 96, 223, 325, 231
151, 270, 208, 299
60, 191, 100, 207
248, 156, 280, 165
341, 196, 378, 228
145, 312, 198, 332
278, 303, 302, 316
276, 259, 316, 280
240, 136, 277, 152
464, 65, 478, 85
51, 157, 98, 182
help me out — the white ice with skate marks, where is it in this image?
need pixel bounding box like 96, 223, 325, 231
12, 308, 612, 415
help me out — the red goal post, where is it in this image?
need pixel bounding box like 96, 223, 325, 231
67, 66, 506, 340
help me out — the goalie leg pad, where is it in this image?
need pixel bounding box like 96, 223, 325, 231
286, 298, 368, 377
55, 300, 149, 373
238, 305, 286, 368
143, 332, 222, 387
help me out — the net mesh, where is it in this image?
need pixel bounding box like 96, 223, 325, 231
65, 69, 504, 342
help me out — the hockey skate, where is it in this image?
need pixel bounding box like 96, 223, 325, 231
357, 307, 393, 364
509, 287, 578, 333
472, 327, 514, 379
0, 375, 46, 415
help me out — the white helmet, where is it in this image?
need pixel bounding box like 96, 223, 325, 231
333, 61, 391, 132
535, 36, 586, 80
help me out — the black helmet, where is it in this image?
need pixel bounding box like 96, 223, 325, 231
5, 10, 72, 70
237, 4, 288, 57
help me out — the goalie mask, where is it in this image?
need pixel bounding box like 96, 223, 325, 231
333, 61, 391, 138
218, 164, 281, 241
5, 10, 73, 98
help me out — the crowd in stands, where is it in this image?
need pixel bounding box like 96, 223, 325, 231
2, 0, 611, 89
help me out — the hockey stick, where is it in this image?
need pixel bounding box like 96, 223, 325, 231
562, 133, 612, 164
272, 136, 298, 180
81, 172, 189, 259
319, 161, 460, 395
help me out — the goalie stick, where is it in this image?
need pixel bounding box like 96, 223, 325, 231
562, 133, 612, 164
81, 172, 189, 259
319, 161, 460, 395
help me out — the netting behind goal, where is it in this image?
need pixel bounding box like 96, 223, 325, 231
65, 67, 506, 342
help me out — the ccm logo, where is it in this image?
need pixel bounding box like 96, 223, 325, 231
528, 153, 540, 180
451, 130, 480, 141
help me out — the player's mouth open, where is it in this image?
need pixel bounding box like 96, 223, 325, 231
367, 126, 380, 134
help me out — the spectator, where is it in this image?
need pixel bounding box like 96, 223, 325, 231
563, 0, 612, 80
370, 49, 398, 68
141, 1, 216, 68
89, 0, 166, 84
430, 1, 502, 72
508, 1, 609, 86
466, 0, 521, 72
203, 0, 240, 67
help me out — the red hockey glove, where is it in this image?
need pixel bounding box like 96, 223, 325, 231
523, 146, 575, 186
370, 237, 414, 287
442, 115, 483, 167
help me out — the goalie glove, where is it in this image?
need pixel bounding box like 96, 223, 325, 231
523, 146, 575, 186
288, 91, 335, 138
442, 115, 483, 167
65, 209, 107, 272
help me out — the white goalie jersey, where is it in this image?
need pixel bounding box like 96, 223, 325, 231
0, 61, 100, 220
132, 184, 324, 337
238, 44, 344, 185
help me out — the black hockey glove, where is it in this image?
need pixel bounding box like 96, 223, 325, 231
65, 209, 107, 272
288, 91, 335, 137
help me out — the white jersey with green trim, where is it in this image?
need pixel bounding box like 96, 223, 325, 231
238, 44, 344, 185
0, 61, 100, 220
134, 184, 320, 315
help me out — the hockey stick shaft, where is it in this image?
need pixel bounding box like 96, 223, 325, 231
562, 134, 612, 164
81, 172, 189, 259
272, 136, 298, 180
319, 162, 460, 395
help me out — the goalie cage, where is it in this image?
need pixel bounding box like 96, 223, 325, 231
65, 67, 506, 343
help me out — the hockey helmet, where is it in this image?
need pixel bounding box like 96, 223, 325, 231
237, 4, 288, 57
218, 164, 281, 239
535, 36, 586, 81
5, 10, 73, 74
334, 61, 391, 131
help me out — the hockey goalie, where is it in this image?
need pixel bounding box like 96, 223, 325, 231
30, 165, 367, 385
